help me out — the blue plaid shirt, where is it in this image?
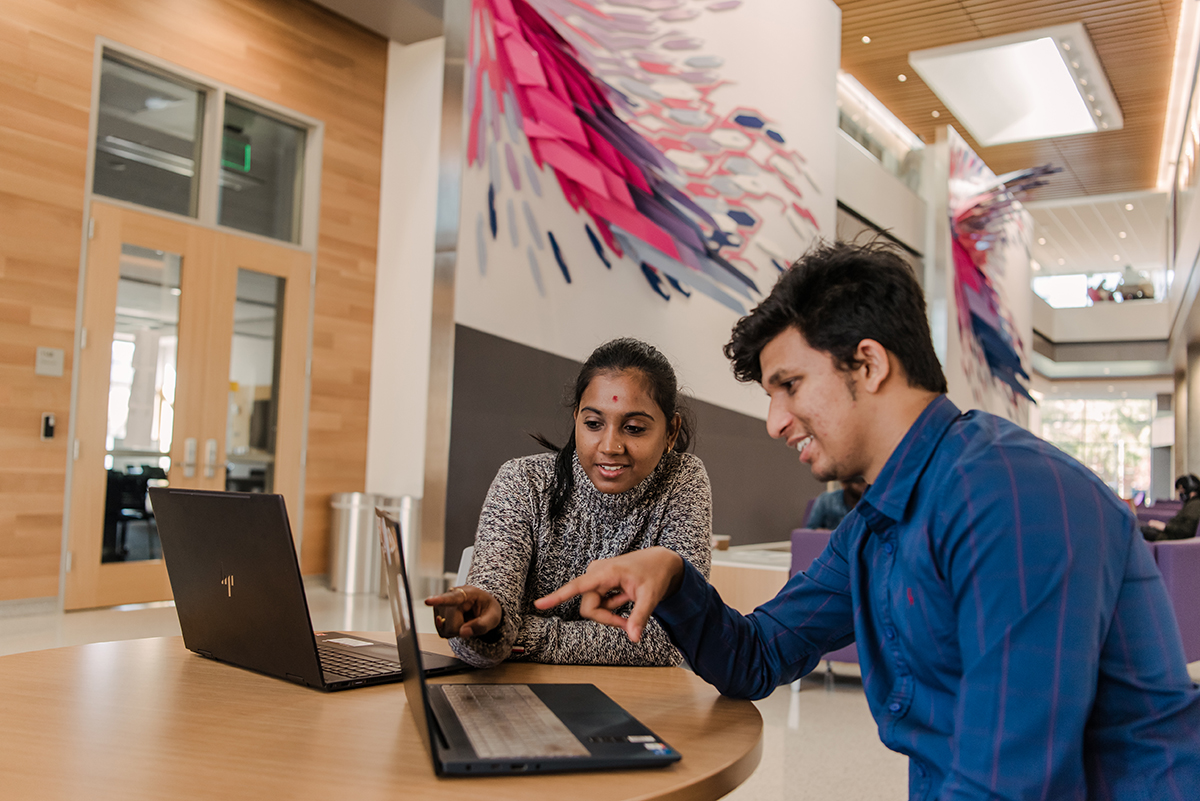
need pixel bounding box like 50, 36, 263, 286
657, 395, 1200, 800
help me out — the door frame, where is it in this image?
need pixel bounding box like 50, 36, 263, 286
61, 38, 324, 610
61, 200, 317, 610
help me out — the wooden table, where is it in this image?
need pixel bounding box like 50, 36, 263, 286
0, 634, 762, 800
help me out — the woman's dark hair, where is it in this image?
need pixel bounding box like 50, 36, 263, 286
533, 338, 694, 520
724, 239, 948, 394
1176, 474, 1200, 497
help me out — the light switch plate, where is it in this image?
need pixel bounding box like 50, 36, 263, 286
35, 347, 64, 377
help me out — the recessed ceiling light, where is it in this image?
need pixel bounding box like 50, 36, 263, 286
898, 74, 907, 82
1101, 122, 1108, 129
1119, 231, 1126, 238
1125, 203, 1134, 210
862, 35, 871, 44
931, 110, 940, 117
908, 23, 1123, 146
1058, 258, 1066, 265
1038, 237, 1046, 244
1113, 254, 1121, 261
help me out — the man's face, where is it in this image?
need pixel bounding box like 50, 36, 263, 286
760, 327, 868, 483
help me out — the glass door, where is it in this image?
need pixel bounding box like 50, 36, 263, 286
64, 202, 311, 609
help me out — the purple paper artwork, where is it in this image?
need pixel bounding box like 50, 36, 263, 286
949, 144, 1059, 408
466, 0, 823, 312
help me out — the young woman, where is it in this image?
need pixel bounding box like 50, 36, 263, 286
425, 338, 712, 667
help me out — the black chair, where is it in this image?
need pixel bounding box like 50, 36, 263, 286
103, 469, 156, 561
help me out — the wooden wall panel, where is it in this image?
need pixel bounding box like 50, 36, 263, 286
0, 0, 387, 600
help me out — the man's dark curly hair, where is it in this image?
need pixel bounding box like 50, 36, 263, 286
723, 240, 948, 393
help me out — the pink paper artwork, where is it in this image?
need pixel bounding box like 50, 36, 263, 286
466, 0, 824, 312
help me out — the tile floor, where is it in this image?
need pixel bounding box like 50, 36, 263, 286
0, 584, 1195, 800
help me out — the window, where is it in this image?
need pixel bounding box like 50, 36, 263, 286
1038, 398, 1152, 498
219, 100, 306, 242
94, 54, 205, 217
92, 48, 314, 246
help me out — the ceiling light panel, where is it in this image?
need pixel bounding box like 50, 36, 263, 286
908, 22, 1123, 147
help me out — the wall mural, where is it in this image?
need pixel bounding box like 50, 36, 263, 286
466, 0, 824, 314
948, 138, 1057, 411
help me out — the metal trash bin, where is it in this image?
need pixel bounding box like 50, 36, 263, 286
328, 493, 420, 595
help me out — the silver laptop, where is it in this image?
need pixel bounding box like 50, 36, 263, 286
149, 487, 467, 691
377, 508, 681, 775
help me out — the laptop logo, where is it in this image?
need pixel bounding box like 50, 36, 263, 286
221, 574, 234, 597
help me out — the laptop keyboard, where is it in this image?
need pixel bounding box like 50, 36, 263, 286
316, 643, 402, 679
441, 684, 590, 759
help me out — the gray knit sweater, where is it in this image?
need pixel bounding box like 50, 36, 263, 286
450, 450, 712, 668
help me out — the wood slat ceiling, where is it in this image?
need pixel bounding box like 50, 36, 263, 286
836, 0, 1181, 200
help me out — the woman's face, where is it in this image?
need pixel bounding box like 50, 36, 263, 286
574, 369, 679, 494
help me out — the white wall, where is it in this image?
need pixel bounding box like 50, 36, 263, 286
1032, 293, 1171, 343
364, 37, 445, 499
454, 0, 841, 420
835, 130, 926, 253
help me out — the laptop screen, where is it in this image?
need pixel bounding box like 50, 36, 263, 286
377, 510, 441, 758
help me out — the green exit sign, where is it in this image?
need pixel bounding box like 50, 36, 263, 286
222, 135, 250, 172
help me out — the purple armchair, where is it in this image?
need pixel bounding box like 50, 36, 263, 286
789, 528, 858, 664
1148, 538, 1200, 663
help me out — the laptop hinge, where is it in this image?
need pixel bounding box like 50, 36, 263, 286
196, 650, 214, 659
285, 673, 309, 686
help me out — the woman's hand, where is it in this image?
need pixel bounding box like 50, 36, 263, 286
424, 585, 502, 639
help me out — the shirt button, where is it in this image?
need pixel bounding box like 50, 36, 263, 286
885, 627, 896, 640
883, 542, 895, 554
889, 701, 902, 712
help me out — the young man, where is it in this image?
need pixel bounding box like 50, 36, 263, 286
1142, 473, 1200, 541
805, 476, 867, 529
538, 241, 1200, 800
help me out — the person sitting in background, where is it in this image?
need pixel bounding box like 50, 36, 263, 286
1142, 474, 1200, 541
424, 337, 711, 668
805, 477, 866, 529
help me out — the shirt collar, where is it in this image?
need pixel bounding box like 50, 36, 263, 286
859, 395, 962, 529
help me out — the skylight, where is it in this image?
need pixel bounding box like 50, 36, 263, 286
909, 23, 1122, 147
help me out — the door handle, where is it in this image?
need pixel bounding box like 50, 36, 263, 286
183, 437, 197, 478
204, 438, 219, 479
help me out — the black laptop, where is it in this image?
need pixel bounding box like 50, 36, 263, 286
149, 487, 466, 690
376, 509, 682, 775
